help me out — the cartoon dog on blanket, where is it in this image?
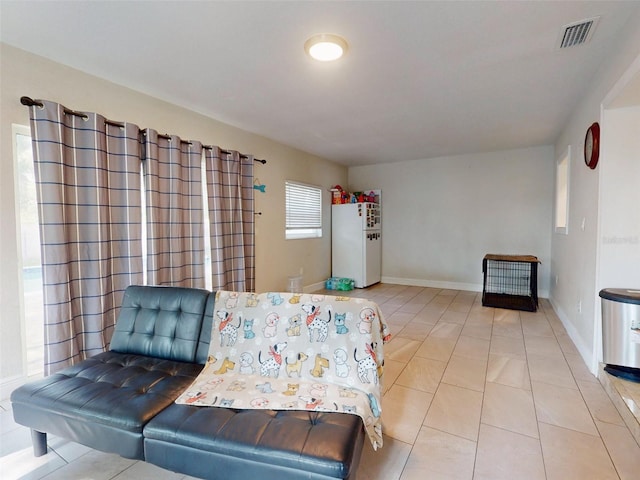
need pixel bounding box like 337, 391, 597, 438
301, 303, 331, 342
259, 342, 288, 378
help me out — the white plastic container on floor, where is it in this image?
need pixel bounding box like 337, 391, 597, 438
287, 275, 303, 293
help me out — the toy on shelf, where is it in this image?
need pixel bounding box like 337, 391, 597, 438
330, 186, 379, 204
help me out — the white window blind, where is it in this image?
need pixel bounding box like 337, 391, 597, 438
285, 181, 322, 239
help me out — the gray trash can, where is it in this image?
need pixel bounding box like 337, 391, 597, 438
600, 288, 640, 382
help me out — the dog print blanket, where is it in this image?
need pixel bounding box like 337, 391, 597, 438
175, 290, 392, 449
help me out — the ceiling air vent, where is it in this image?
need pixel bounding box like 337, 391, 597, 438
558, 16, 600, 49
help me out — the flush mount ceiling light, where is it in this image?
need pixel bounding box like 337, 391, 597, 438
304, 34, 348, 61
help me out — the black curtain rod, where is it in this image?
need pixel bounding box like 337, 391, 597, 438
20, 96, 41, 107
21, 96, 123, 128
201, 145, 266, 163
21, 96, 267, 165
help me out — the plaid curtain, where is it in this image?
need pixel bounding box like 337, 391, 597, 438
27, 100, 143, 374
25, 100, 256, 373
143, 131, 205, 287
204, 147, 255, 291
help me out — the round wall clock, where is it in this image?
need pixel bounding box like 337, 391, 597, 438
584, 122, 600, 169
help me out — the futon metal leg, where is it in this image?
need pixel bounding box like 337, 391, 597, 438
31, 429, 47, 456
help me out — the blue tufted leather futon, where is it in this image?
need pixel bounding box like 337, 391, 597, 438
10, 285, 365, 480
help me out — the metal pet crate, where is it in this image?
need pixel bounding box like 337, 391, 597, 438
482, 254, 539, 312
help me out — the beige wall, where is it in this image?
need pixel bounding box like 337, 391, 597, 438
0, 44, 347, 391
348, 146, 554, 295
598, 104, 640, 290
550, 10, 640, 373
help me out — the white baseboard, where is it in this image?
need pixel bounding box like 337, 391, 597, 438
305, 281, 327, 293
380, 276, 549, 298
381, 276, 483, 293
548, 295, 596, 374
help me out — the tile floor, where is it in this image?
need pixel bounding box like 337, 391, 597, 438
2, 283, 639, 479
598, 363, 640, 447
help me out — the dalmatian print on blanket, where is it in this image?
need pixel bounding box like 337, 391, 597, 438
175, 290, 391, 450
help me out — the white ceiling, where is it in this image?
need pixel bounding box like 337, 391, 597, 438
1, 1, 638, 166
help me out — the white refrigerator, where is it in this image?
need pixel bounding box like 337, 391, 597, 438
331, 202, 381, 288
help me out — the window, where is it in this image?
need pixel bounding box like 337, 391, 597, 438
140, 154, 213, 290
555, 145, 570, 234
285, 181, 322, 239
13, 124, 44, 376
